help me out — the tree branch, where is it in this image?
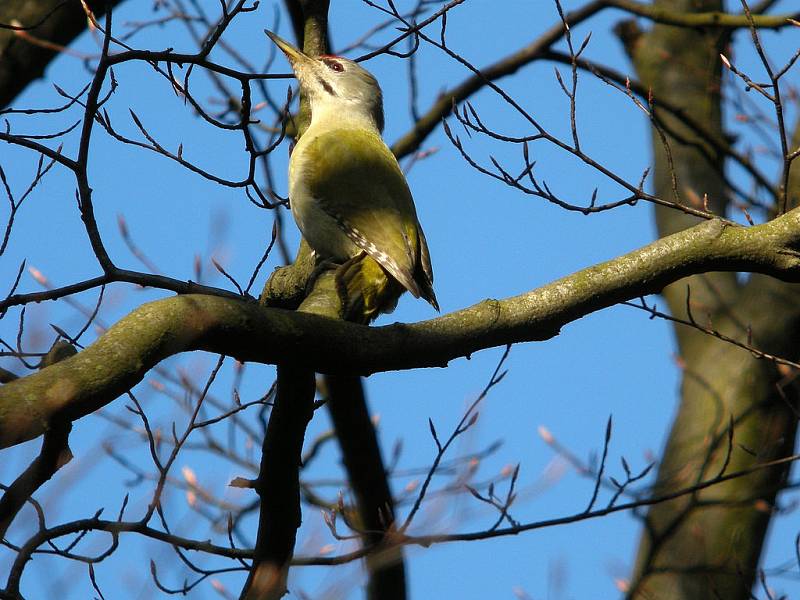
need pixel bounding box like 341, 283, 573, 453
239, 4, 329, 598
623, 0, 800, 596
605, 0, 796, 29
325, 375, 406, 600
240, 364, 315, 600
388, 0, 797, 160
0, 341, 76, 538
390, 0, 608, 159
0, 0, 125, 108
3, 208, 800, 448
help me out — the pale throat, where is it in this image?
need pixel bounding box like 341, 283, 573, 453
308, 94, 382, 134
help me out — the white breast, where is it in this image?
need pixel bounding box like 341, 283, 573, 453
289, 132, 359, 261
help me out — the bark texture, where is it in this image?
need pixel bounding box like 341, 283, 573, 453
0, 0, 123, 107
239, 3, 330, 597
4, 206, 800, 449
623, 2, 800, 598
326, 375, 406, 600
240, 364, 315, 600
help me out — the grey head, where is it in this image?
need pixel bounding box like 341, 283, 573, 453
266, 30, 384, 132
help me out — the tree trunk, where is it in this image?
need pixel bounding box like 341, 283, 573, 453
622, 1, 800, 598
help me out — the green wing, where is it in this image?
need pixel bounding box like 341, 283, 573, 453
303, 128, 437, 307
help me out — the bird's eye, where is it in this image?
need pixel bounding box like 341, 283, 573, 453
326, 60, 343, 72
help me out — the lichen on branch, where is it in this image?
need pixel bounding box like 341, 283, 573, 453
2, 207, 800, 449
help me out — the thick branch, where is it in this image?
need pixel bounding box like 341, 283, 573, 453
3, 208, 800, 448
616, 6, 735, 351
0, 341, 76, 539
240, 364, 315, 600
625, 1, 800, 597
0, 422, 71, 540
606, 0, 796, 29
0, 0, 124, 108
239, 5, 329, 599
325, 375, 406, 600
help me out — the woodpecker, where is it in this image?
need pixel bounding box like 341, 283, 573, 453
266, 30, 438, 322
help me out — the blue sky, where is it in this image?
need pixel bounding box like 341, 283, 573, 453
1, 1, 799, 598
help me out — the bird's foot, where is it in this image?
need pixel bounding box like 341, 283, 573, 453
305, 257, 342, 295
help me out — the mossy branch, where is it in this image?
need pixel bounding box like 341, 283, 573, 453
3, 208, 800, 449
606, 0, 796, 29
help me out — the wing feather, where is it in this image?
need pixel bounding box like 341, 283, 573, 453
301, 128, 435, 304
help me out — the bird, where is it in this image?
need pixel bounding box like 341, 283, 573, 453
266, 30, 438, 323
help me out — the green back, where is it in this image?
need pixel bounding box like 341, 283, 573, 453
301, 127, 435, 302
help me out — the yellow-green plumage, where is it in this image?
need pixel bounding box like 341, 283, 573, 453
336, 253, 403, 323
267, 30, 438, 321
290, 128, 436, 312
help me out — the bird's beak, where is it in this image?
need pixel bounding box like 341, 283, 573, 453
265, 30, 313, 67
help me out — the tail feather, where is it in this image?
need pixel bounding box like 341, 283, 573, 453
416, 273, 439, 312
415, 225, 439, 311
336, 253, 403, 324
335, 248, 438, 323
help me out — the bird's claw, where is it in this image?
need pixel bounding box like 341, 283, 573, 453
305, 257, 342, 295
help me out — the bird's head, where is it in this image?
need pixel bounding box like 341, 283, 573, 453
266, 30, 384, 132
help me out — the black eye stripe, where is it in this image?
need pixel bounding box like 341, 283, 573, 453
316, 76, 337, 96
